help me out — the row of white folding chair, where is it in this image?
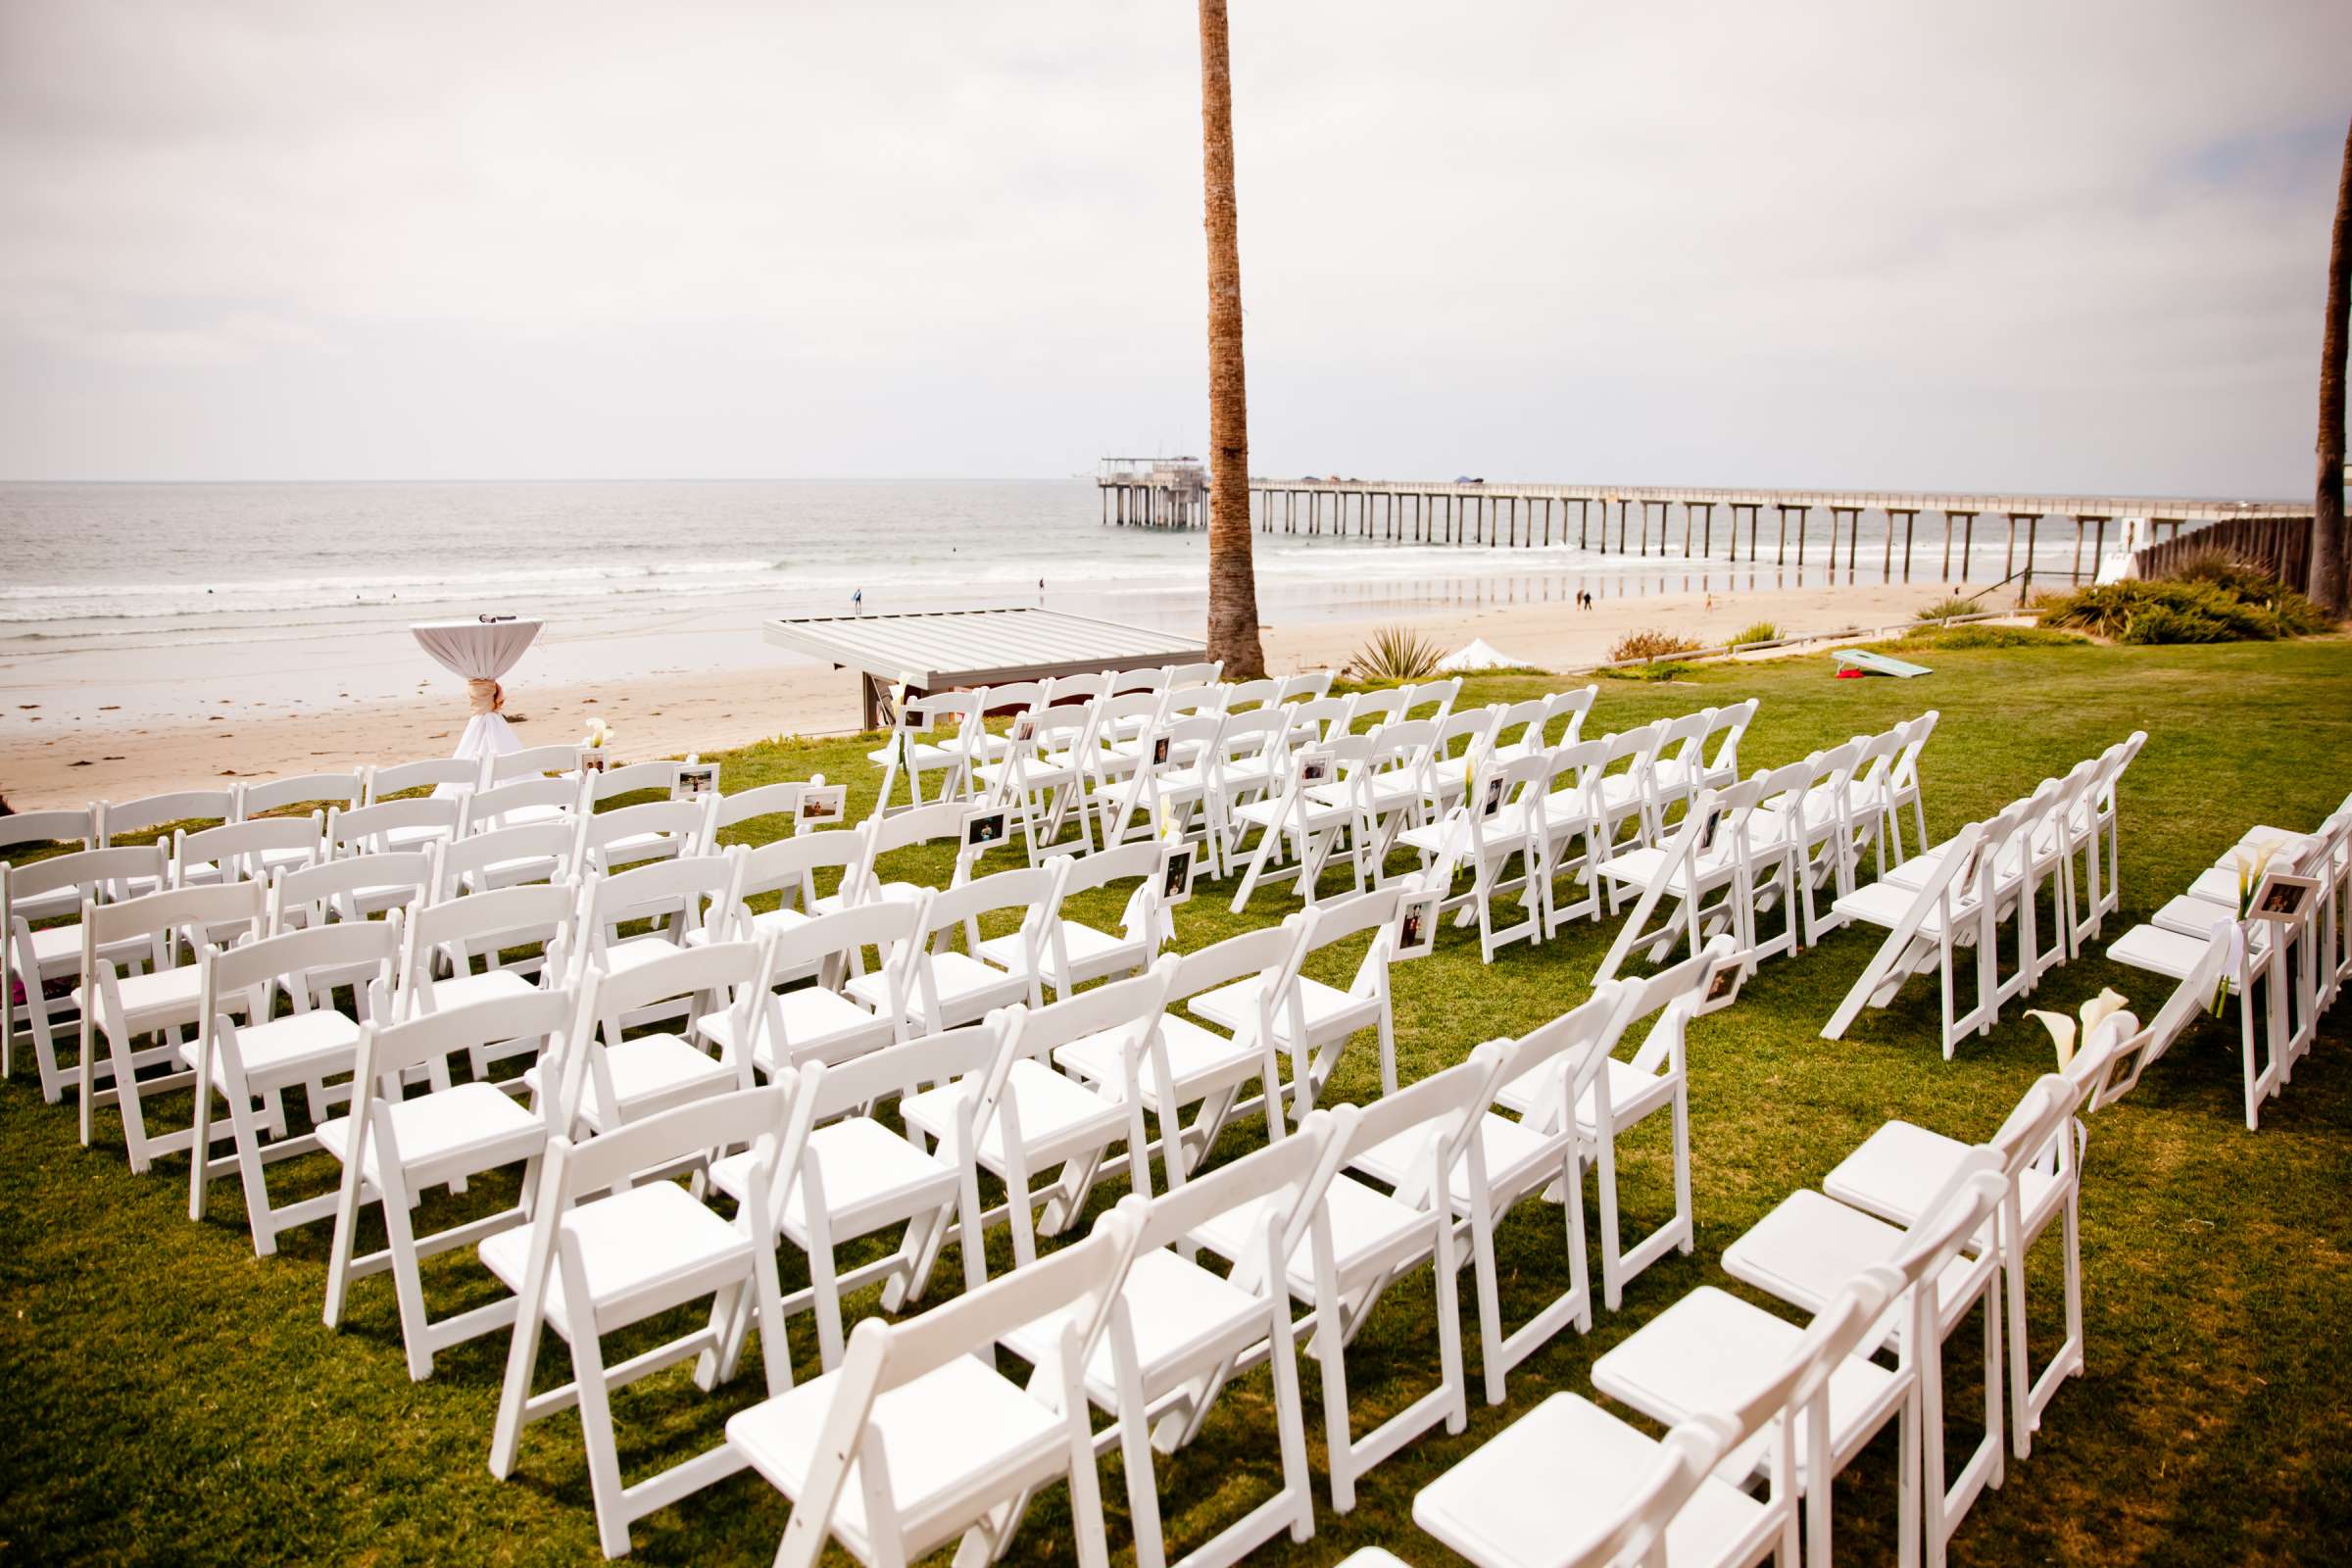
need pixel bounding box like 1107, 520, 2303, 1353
2107, 808, 2349, 1128
869, 662, 1271, 813
1413, 1168, 2001, 1568
1824, 734, 2143, 1056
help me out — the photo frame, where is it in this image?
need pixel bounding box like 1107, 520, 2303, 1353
905, 706, 934, 734
577, 748, 611, 775
1695, 952, 1745, 1015
1158, 842, 1196, 906
1695, 803, 1724, 855
1480, 772, 1505, 818
798, 784, 847, 825
1393, 888, 1440, 961
1151, 733, 1172, 768
961, 805, 1010, 853
673, 761, 718, 801
1009, 711, 1039, 747
1297, 747, 1335, 790
2250, 871, 2319, 924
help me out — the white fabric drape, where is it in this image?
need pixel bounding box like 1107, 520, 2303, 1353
411, 618, 544, 764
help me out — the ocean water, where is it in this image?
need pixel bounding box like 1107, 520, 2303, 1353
0, 478, 2069, 656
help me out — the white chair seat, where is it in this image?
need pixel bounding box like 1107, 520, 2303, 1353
178, 1007, 359, 1080
1722, 1188, 1994, 1350
1592, 1285, 1903, 1487
852, 951, 1020, 1025
1594, 843, 1736, 894
316, 1082, 543, 1185
1234, 795, 1349, 832
600, 832, 685, 865
2181, 865, 2241, 906
20, 923, 83, 967
1053, 1011, 1260, 1103
1350, 1109, 1557, 1207
1413, 1392, 1772, 1568
1493, 1054, 1676, 1134
1192, 1173, 1427, 1298
1832, 880, 1963, 938
9, 887, 80, 923
76, 962, 203, 1026
598, 935, 682, 974
866, 740, 969, 769
728, 1353, 1066, 1563
571, 1033, 733, 1129
1000, 1245, 1263, 1407
1189, 971, 1367, 1045
422, 968, 540, 1011
480, 1179, 750, 1338
703, 985, 889, 1073
710, 1115, 955, 1238
2106, 922, 2233, 985
809, 882, 924, 916
2154, 893, 2237, 938
1823, 1119, 2060, 1237
901, 1058, 1125, 1167
980, 921, 1137, 985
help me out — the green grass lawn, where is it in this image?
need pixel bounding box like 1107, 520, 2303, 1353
5, 637, 2351, 1566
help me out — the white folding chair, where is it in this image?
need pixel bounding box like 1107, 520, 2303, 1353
186, 915, 403, 1255
3, 843, 163, 1097
329, 796, 466, 859
1400, 752, 1550, 962
702, 901, 918, 1076
99, 788, 239, 864
462, 772, 584, 835
1496, 938, 1729, 1310
75, 879, 266, 1161
813, 804, 954, 912
726, 1205, 1131, 1568
855, 863, 1061, 1033
242, 768, 365, 818
1592, 781, 1772, 985
1413, 1288, 1881, 1568
1054, 919, 1305, 1181
983, 838, 1168, 1000
1192, 884, 1401, 1107
709, 1023, 996, 1367
1824, 1074, 2092, 1461
1189, 1042, 1505, 1512
868, 689, 983, 813
320, 983, 583, 1378
902, 966, 1178, 1266
1822, 814, 2011, 1056
999, 1110, 1351, 1568
435, 818, 578, 896
576, 797, 705, 876
270, 849, 432, 933
484, 1084, 796, 1558
700, 779, 814, 845
1540, 736, 1610, 933
571, 852, 744, 986
584, 759, 681, 808
172, 813, 322, 889
366, 755, 484, 804
396, 881, 578, 1082
1356, 986, 1623, 1404
553, 939, 771, 1137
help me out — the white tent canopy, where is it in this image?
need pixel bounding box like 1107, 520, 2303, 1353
1437, 637, 1529, 672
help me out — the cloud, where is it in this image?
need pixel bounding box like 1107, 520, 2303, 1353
0, 0, 2343, 490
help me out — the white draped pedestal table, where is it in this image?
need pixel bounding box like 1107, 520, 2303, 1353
411, 617, 544, 768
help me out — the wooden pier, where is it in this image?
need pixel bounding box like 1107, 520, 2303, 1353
1100, 466, 2316, 585
1098, 456, 1209, 529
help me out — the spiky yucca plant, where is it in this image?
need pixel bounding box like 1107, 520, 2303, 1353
1346, 625, 1446, 684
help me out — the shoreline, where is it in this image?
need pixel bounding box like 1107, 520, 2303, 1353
0, 581, 1957, 809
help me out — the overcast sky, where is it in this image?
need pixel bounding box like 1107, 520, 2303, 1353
1, 1, 2345, 495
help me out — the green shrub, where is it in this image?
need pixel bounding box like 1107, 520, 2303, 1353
1608, 628, 1703, 663
1344, 625, 1446, 684
1728, 620, 1781, 646
1913, 595, 1981, 621
1600, 661, 1692, 682
1873, 624, 2089, 652
2036, 569, 2331, 644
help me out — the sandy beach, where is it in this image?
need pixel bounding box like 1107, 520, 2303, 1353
0, 581, 1961, 810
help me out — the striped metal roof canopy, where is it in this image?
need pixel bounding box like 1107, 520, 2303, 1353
764, 608, 1206, 694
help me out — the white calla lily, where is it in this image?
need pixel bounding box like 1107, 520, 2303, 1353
2026, 1008, 2079, 1071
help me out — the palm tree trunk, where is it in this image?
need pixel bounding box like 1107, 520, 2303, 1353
1198, 0, 1267, 677
2311, 117, 2350, 615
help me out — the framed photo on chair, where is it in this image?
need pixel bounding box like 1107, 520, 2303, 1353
962, 805, 1009, 853
799, 784, 847, 825
1151, 733, 1173, 768
1009, 711, 1039, 747
1695, 951, 1745, 1014
1297, 748, 1335, 790
577, 748, 611, 775
2250, 871, 2319, 923
1393, 888, 1440, 960
1480, 772, 1505, 818
1158, 842, 1196, 906
673, 761, 718, 801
